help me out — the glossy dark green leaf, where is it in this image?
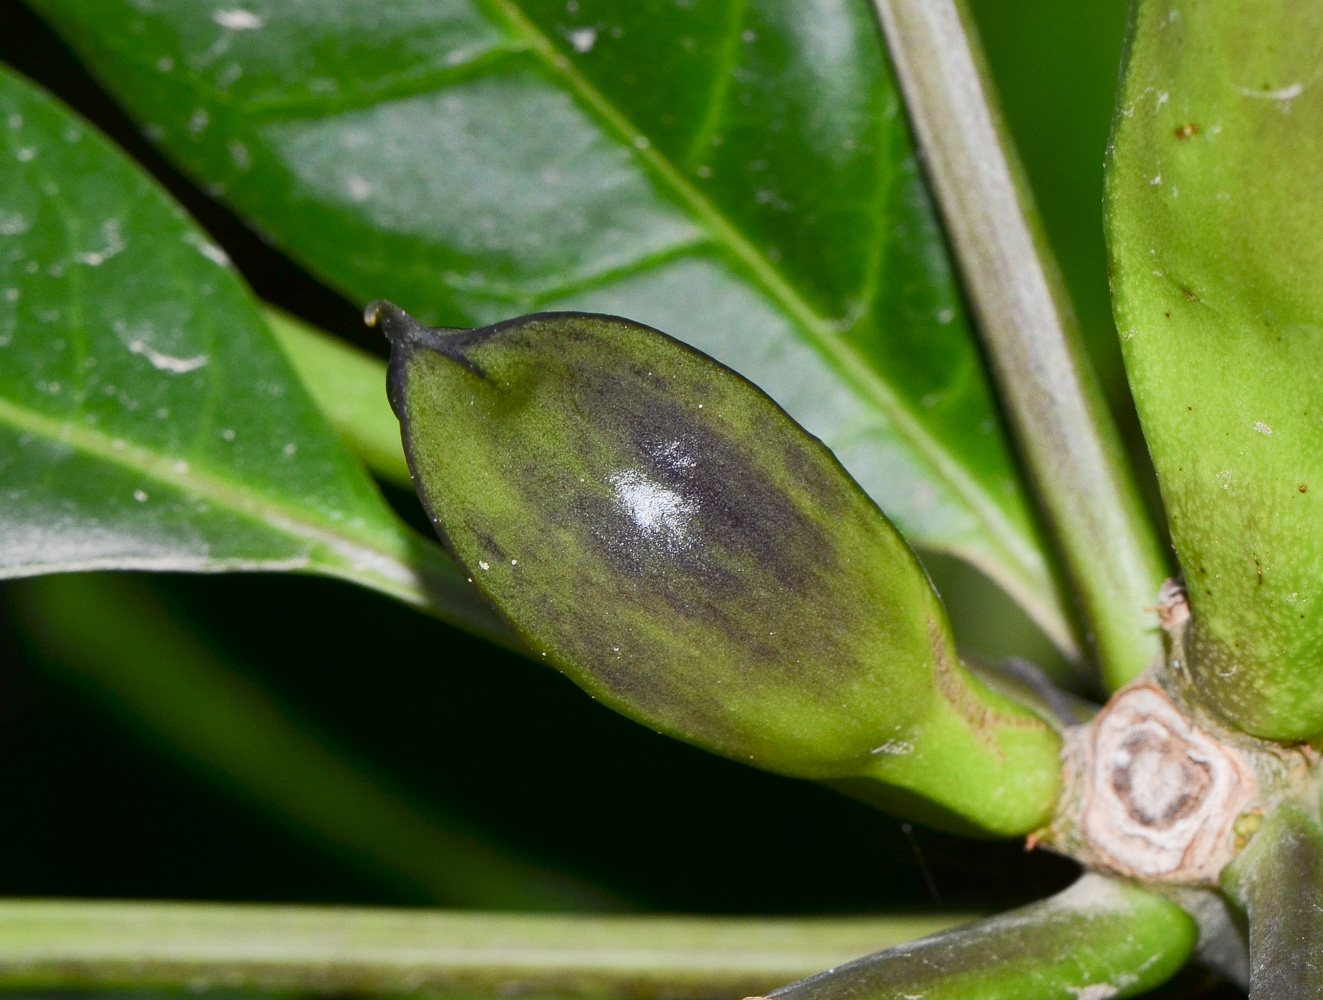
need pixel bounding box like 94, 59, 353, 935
763, 874, 1195, 1000
0, 65, 503, 642
381, 302, 1061, 835
1222, 801, 1323, 999
1107, 0, 1323, 738
27, 0, 1077, 657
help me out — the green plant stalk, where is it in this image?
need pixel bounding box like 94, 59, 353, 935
265, 306, 413, 490
0, 900, 969, 998
762, 874, 1195, 1000
1222, 801, 1323, 999
872, 0, 1168, 691
8, 573, 585, 911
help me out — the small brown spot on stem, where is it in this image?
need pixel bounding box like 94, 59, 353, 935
1300, 484, 1308, 493
1174, 122, 1200, 140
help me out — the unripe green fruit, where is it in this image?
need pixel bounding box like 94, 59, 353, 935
1107, 0, 1323, 739
377, 302, 1060, 835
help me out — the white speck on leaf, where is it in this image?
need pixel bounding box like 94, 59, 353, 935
478, 560, 490, 571
212, 9, 263, 30
228, 139, 251, 170
126, 336, 208, 374
188, 108, 210, 136
566, 27, 597, 52
221, 428, 236, 441
15, 147, 35, 162
133, 489, 148, 503
77, 218, 126, 267
1254, 421, 1273, 435
0, 212, 30, 236
185, 232, 231, 267
156, 56, 174, 72
346, 175, 372, 202
282, 442, 297, 456
1149, 173, 1162, 186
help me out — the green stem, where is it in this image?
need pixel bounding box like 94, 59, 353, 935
762, 874, 1195, 1000
871, 0, 1168, 691
0, 900, 968, 997
1223, 801, 1323, 999
8, 573, 590, 911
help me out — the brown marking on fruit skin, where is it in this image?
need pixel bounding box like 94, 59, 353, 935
927, 619, 1044, 755
1174, 122, 1200, 140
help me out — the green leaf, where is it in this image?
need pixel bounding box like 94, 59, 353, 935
381, 302, 1061, 836
1222, 801, 1323, 1000
763, 874, 1196, 1000
0, 65, 506, 644
1107, 0, 1323, 739
27, 0, 1077, 658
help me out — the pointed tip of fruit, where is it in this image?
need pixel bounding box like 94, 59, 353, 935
363, 299, 388, 327
364, 299, 425, 347
371, 300, 492, 379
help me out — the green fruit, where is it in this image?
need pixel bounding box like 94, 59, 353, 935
1107, 0, 1323, 738
377, 301, 1060, 835
766, 875, 1196, 1000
